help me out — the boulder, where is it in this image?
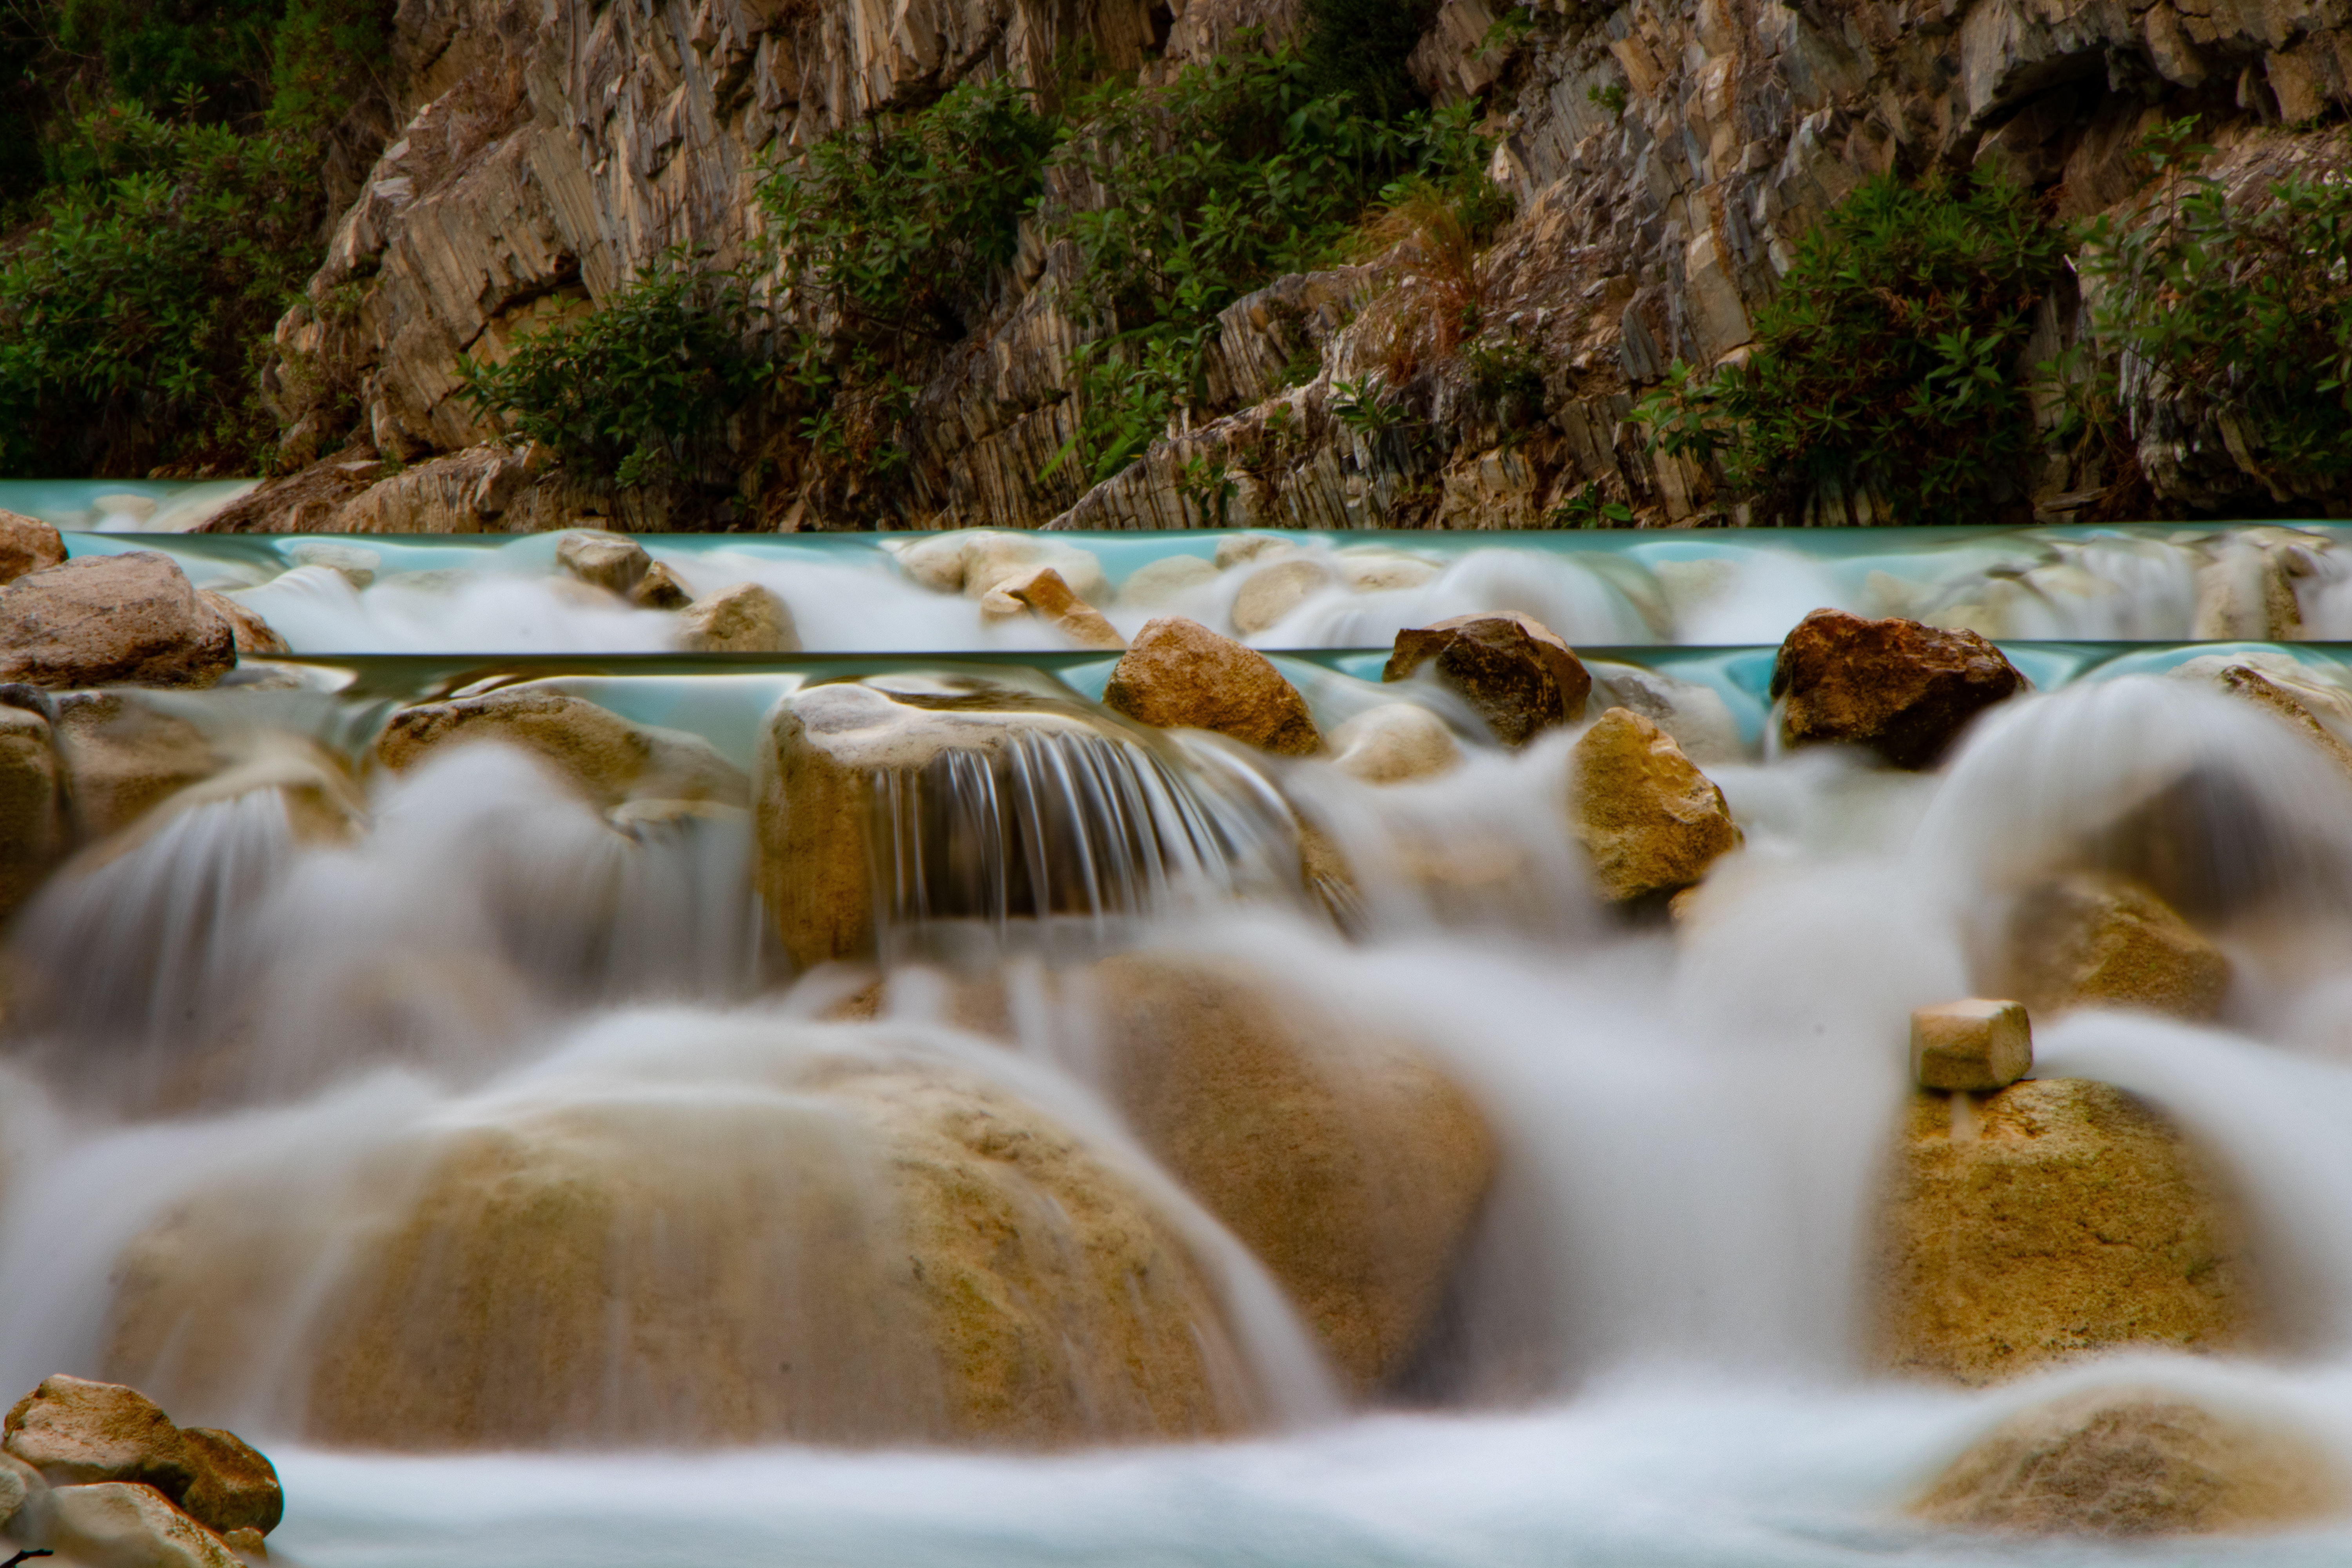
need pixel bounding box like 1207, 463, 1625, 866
1090, 952, 1494, 1392
1384, 613, 1590, 747
1566, 708, 1742, 905
1771, 609, 2026, 769
1102, 617, 1320, 756
376, 686, 748, 813
0, 701, 62, 918
2002, 872, 2230, 1021
1586, 662, 1744, 765
0, 510, 67, 586
1912, 1386, 2347, 1535
1909, 999, 2032, 1091
1335, 551, 1439, 593
104, 1053, 1259, 1448
631, 560, 693, 610
1329, 703, 1462, 784
895, 532, 1109, 604
1873, 1079, 2257, 1385
980, 566, 1126, 650
1231, 557, 1335, 635
35, 1481, 239, 1568
0, 554, 236, 689
554, 531, 651, 595
1118, 555, 1220, 605
677, 583, 799, 653
4, 1376, 190, 1494
173, 1430, 281, 1539
52, 693, 223, 842
194, 593, 289, 657
2192, 661, 2352, 780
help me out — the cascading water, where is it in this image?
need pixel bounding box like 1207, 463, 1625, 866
19, 519, 2352, 1566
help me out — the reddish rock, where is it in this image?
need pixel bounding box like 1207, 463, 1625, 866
1383, 613, 1591, 747
1770, 609, 2026, 768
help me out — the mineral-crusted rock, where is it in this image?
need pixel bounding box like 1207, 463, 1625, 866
1091, 951, 1494, 1391
979, 566, 1126, 649
1329, 703, 1462, 784
1912, 1386, 2348, 1535
1385, 613, 1590, 748
2003, 872, 2231, 1021
376, 686, 747, 811
1772, 610, 2027, 769
1567, 707, 1741, 904
677, 583, 799, 653
1874, 1079, 2256, 1385
1102, 618, 1320, 755
1910, 1000, 2033, 1092
0, 511, 66, 586
0, 555, 236, 690
554, 531, 651, 595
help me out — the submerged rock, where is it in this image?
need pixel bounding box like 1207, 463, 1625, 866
2002, 872, 2230, 1021
896, 532, 1108, 604
1384, 613, 1590, 748
103, 1054, 1261, 1449
631, 559, 693, 610
980, 566, 1125, 650
376, 685, 747, 813
1873, 1079, 2257, 1385
1330, 703, 1461, 784
0, 510, 66, 586
0, 553, 236, 690
1771, 610, 2026, 769
1567, 707, 1741, 905
554, 530, 652, 595
1913, 1385, 2347, 1535
1091, 952, 1494, 1392
677, 582, 799, 653
1103, 617, 1320, 756
1909, 1000, 2033, 1092
52, 693, 224, 842
1231, 556, 1335, 634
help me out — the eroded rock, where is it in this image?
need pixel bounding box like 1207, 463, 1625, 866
1874, 1079, 2257, 1385
376, 686, 747, 812
1567, 707, 1741, 905
0, 554, 236, 690
1385, 613, 1590, 748
4, 1376, 189, 1494
1103, 617, 1320, 756
632, 560, 693, 610
2003, 872, 2231, 1021
1772, 610, 2027, 769
1231, 556, 1334, 634
677, 583, 799, 653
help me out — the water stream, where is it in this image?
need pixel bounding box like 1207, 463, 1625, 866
9, 517, 2352, 1564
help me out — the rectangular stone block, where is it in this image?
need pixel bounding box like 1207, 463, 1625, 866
1911, 998, 2033, 1091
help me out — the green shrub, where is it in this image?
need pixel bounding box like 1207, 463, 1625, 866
0, 102, 321, 475
1636, 171, 2067, 524
459, 258, 774, 487
1301, 0, 1440, 118
2082, 121, 2352, 503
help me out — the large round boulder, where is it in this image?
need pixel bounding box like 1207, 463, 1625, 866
1103, 618, 1321, 756
1872, 1079, 2258, 1385
0, 554, 236, 689
1089, 952, 1495, 1393
376, 685, 747, 813
1771, 609, 2026, 769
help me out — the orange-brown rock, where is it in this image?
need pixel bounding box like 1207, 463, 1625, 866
1103, 617, 1320, 755
0, 510, 66, 587
1566, 707, 1741, 904
1383, 613, 1590, 747
2003, 873, 2231, 1021
1771, 609, 2026, 769
0, 554, 236, 689
980, 566, 1126, 650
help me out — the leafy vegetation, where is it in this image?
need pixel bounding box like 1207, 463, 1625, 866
1635, 170, 2067, 524
2082, 120, 2352, 504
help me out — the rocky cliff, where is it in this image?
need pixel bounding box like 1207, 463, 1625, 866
208, 0, 2352, 533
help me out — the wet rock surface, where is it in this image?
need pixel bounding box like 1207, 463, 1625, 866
1909, 1000, 2033, 1093
0, 512, 66, 586
1567, 707, 1741, 905
1772, 610, 2027, 769
1385, 614, 1590, 748
1330, 703, 1462, 785
377, 684, 748, 811
0, 554, 236, 690
1103, 618, 1321, 756
678, 583, 799, 653
555, 531, 652, 595
1, 1373, 282, 1548
2002, 872, 2231, 1021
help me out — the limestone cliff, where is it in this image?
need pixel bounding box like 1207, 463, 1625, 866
209, 0, 2352, 532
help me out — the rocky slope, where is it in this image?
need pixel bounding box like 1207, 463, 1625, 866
208, 0, 2352, 533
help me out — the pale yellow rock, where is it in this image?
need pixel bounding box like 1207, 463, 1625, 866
1329, 704, 1461, 784
376, 686, 747, 812
1335, 552, 1439, 593
677, 583, 799, 653
36, 1481, 240, 1568
0, 510, 66, 586
1102, 618, 1320, 756
554, 531, 651, 595
1567, 708, 1742, 904
896, 533, 1107, 603
1091, 952, 1494, 1392
1212, 535, 1293, 569
1910, 999, 2032, 1091
1231, 557, 1335, 634
1118, 556, 1220, 605
4, 1377, 186, 1492
1873, 1079, 2258, 1386
1913, 1386, 2349, 1535
2003, 873, 2231, 1021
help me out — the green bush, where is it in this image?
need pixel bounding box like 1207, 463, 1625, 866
0, 102, 321, 475
2082, 121, 2352, 504
459, 258, 774, 487
1637, 171, 2067, 524
1300, 0, 1440, 118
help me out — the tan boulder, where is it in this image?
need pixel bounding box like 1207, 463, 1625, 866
1909, 1000, 2032, 1092
1330, 703, 1461, 784
1102, 617, 1320, 756
554, 531, 651, 595
0, 510, 67, 586
1771, 609, 2026, 769
1231, 557, 1335, 635
0, 554, 236, 689
0, 702, 63, 918
173, 1430, 281, 1539
376, 685, 747, 813
194, 593, 288, 657
4, 1376, 190, 1495
1090, 952, 1494, 1392
980, 566, 1126, 650
2002, 872, 2230, 1021
52, 694, 224, 842
677, 583, 799, 653
104, 1054, 1259, 1449
631, 559, 693, 610
1567, 708, 1742, 905
1118, 555, 1220, 605
1913, 1386, 2348, 1535
34, 1481, 239, 1568
1384, 613, 1590, 747
1873, 1079, 2257, 1385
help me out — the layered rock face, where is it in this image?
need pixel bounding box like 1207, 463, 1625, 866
205, 0, 2352, 531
